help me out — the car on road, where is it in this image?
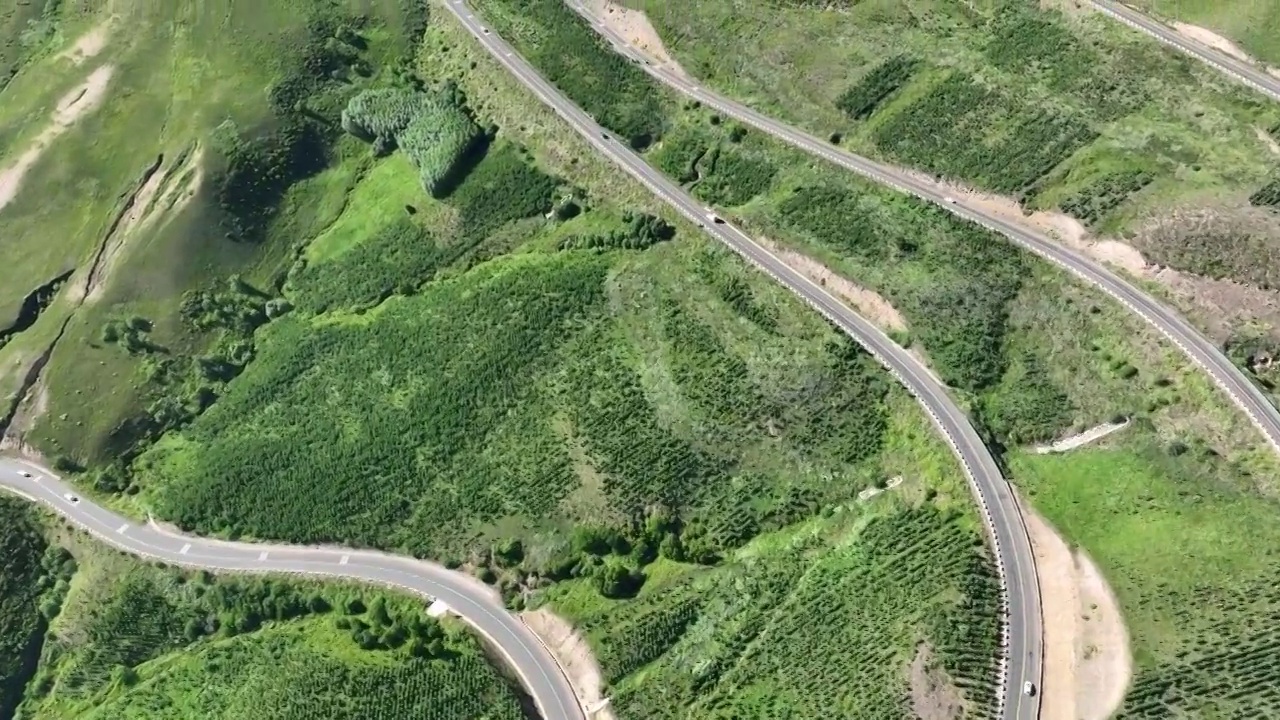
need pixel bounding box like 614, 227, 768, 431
1023, 681, 1036, 696
943, 196, 956, 204
16, 470, 31, 478
705, 208, 725, 225
62, 492, 80, 504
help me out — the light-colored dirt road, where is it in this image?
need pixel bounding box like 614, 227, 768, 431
1021, 496, 1132, 720
522, 608, 616, 720
0, 65, 115, 214
757, 237, 909, 333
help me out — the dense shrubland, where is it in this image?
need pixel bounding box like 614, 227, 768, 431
19, 545, 525, 720
472, 0, 668, 148
0, 500, 67, 718
341, 86, 484, 197
835, 55, 920, 121
560, 505, 1001, 719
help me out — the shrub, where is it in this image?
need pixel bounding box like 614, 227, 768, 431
342, 87, 484, 198
835, 55, 920, 120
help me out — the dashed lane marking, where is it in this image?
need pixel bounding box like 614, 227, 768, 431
116, 523, 129, 534
339, 554, 350, 565
179, 543, 191, 555
259, 551, 269, 561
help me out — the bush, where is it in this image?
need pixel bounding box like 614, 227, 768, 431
872, 72, 1097, 196
835, 55, 920, 120
558, 212, 675, 251
341, 87, 484, 198
477, 0, 667, 148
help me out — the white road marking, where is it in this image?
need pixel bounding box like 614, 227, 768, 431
116, 523, 129, 534
258, 551, 269, 561
339, 554, 350, 565
179, 543, 191, 555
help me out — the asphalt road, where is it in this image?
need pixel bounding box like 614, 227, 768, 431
446, 2, 1043, 717
0, 456, 584, 720
1089, 0, 1280, 103
570, 2, 1280, 465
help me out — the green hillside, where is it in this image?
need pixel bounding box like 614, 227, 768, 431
0, 1, 1008, 719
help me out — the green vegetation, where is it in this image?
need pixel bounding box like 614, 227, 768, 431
1126, 0, 1280, 66
341, 85, 485, 197
835, 55, 921, 121
872, 72, 1100, 198
288, 142, 559, 313
0, 0, 438, 469
2, 4, 1016, 718
0, 499, 68, 718
1013, 434, 1280, 718
549, 504, 1001, 719
15, 531, 527, 720
629, 0, 1278, 242
472, 0, 668, 148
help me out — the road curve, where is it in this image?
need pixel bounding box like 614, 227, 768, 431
1088, 0, 1280, 103
446, 2, 1043, 717
571, 3, 1280, 465
0, 456, 584, 720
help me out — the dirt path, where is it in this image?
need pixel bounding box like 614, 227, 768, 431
756, 237, 909, 332
0, 65, 115, 215
578, 0, 688, 78
521, 608, 615, 720
55, 19, 113, 66
1033, 419, 1130, 454
1171, 22, 1267, 67
1020, 495, 1132, 720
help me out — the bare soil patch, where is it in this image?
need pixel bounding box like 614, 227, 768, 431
756, 237, 909, 332
81, 146, 205, 303
915, 168, 1280, 347
521, 608, 615, 720
1171, 22, 1258, 65
907, 642, 965, 720
55, 18, 113, 66
578, 0, 687, 78
1020, 494, 1132, 720
1033, 419, 1130, 454
0, 65, 115, 215
1258, 126, 1280, 157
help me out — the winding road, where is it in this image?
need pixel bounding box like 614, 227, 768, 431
568, 1, 1280, 464
1088, 0, 1280, 103
0, 4, 1050, 720
0, 456, 585, 720
445, 2, 1043, 718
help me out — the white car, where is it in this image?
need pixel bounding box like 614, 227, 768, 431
1023, 681, 1036, 696
17, 470, 31, 478
63, 492, 80, 505
943, 196, 957, 204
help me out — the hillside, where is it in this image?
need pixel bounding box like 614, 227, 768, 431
0, 1, 1009, 719
598, 0, 1280, 397
479, 0, 1280, 716
464, 0, 1280, 715
0, 504, 528, 720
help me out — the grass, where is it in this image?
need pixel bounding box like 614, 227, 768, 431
623, 0, 1280, 240
15, 526, 527, 720
470, 0, 670, 148
0, 4, 1015, 717
1126, 0, 1280, 66
0, 498, 64, 718
1012, 432, 1280, 718
0, 0, 429, 466
544, 499, 1001, 720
